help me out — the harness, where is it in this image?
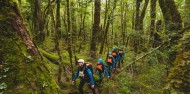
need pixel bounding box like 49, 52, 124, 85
78, 63, 91, 80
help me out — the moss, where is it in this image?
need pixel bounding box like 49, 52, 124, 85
0, 34, 61, 93
168, 31, 190, 93
0, 1, 63, 93
38, 48, 59, 62
168, 51, 190, 93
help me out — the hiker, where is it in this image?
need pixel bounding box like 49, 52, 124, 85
94, 58, 110, 82
94, 58, 109, 93
72, 59, 95, 94
111, 47, 119, 68
106, 52, 116, 75
118, 45, 125, 68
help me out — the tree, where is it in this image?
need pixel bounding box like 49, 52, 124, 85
29, 0, 45, 42
77, 0, 89, 41
56, 0, 68, 83
139, 0, 149, 30
71, 0, 77, 53
90, 0, 101, 57
99, 0, 117, 54
120, 0, 128, 45
134, 0, 149, 31
133, 0, 149, 53
158, 0, 182, 62
66, 0, 74, 79
167, 29, 190, 93
159, 0, 182, 32
55, 0, 61, 50
0, 0, 60, 93
184, 0, 190, 26
150, 0, 157, 47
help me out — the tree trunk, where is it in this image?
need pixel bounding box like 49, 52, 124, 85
134, 0, 142, 53
139, 0, 149, 30
78, 0, 88, 40
99, 0, 109, 54
103, 0, 109, 31
123, 2, 128, 45
159, 0, 182, 62
66, 0, 74, 80
184, 0, 190, 26
111, 14, 114, 46
120, 0, 124, 45
135, 0, 141, 31
56, 0, 61, 38
90, 0, 101, 56
56, 0, 68, 83
159, 0, 183, 85
71, 0, 77, 53
159, 0, 182, 32
0, 0, 60, 93
55, 0, 61, 50
99, 0, 116, 54
150, 0, 157, 47
31, 0, 45, 42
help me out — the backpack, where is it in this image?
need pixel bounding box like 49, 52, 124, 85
119, 50, 123, 55
112, 51, 117, 57
96, 64, 105, 73
107, 58, 112, 64
96, 64, 102, 71
85, 62, 94, 75
78, 63, 94, 78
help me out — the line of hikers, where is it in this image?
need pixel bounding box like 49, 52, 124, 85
72, 45, 125, 94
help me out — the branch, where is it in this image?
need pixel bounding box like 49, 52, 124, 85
179, 25, 190, 34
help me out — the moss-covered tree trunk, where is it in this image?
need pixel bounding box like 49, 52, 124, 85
0, 0, 61, 93
29, 0, 45, 42
134, 0, 142, 53
71, 0, 77, 53
55, 0, 61, 50
184, 0, 190, 27
66, 0, 74, 80
159, 0, 182, 63
150, 0, 157, 47
159, 0, 182, 32
167, 30, 190, 93
99, 0, 116, 54
90, 0, 100, 57
139, 0, 149, 30
56, 0, 68, 83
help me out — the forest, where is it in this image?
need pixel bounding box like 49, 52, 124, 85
0, 0, 190, 94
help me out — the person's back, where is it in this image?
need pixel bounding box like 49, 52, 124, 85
94, 58, 109, 93
118, 45, 125, 68
106, 52, 116, 75
112, 47, 119, 61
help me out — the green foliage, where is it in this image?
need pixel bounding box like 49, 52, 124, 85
0, 83, 7, 91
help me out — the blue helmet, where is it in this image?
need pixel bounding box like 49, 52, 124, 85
120, 45, 124, 49
113, 47, 116, 51
108, 52, 112, 55
98, 58, 103, 64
